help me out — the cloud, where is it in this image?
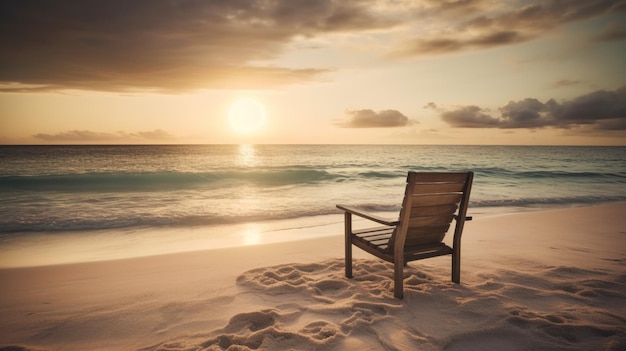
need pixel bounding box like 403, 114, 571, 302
397, 31, 526, 55
338, 109, 414, 128
33, 129, 176, 142
391, 0, 625, 57
2, 1, 622, 93
439, 106, 502, 128
0, 0, 397, 93
434, 86, 626, 131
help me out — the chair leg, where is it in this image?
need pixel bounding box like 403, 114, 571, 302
345, 243, 353, 279
452, 247, 460, 284
344, 212, 353, 279
394, 259, 404, 299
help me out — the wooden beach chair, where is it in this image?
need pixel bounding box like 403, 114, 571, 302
337, 171, 473, 299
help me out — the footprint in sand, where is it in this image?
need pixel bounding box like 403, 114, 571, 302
312, 279, 351, 295
222, 309, 278, 333
298, 320, 343, 341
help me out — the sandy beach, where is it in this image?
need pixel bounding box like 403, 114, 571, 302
1, 203, 625, 351
3, 1, 626, 350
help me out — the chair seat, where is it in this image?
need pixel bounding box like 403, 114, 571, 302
353, 226, 394, 252
404, 243, 452, 260
353, 226, 452, 260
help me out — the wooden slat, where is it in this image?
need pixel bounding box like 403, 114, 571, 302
409, 214, 454, 228
409, 172, 469, 183
406, 224, 450, 238
404, 243, 452, 260
353, 226, 394, 236
407, 204, 458, 217
408, 214, 455, 227
355, 230, 390, 237
355, 233, 392, 242
356, 238, 391, 247
405, 235, 443, 246
353, 227, 393, 249
405, 231, 448, 246
356, 240, 389, 248
411, 183, 465, 194
404, 242, 449, 254
351, 239, 393, 259
353, 232, 392, 252
353, 236, 389, 247
410, 193, 462, 207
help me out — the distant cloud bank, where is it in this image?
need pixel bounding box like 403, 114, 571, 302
33, 129, 175, 143
429, 86, 626, 131
1, 0, 623, 93
338, 109, 414, 128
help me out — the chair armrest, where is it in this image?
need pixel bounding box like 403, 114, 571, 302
454, 215, 473, 221
336, 204, 399, 226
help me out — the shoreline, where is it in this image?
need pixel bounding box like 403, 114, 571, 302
1, 201, 624, 268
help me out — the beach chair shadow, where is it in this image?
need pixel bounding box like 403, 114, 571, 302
337, 171, 473, 299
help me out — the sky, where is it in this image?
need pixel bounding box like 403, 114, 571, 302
1, 0, 625, 145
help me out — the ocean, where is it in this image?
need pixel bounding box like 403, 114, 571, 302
1, 144, 625, 236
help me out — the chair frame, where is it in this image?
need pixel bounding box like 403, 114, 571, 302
337, 171, 473, 299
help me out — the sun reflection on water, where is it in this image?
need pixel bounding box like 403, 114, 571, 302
241, 226, 261, 246
237, 144, 258, 168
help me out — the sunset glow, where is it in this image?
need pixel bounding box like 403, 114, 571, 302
228, 98, 267, 135
1, 3, 625, 348
0, 1, 625, 145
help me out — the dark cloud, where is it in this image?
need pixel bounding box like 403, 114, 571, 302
392, 0, 625, 57
499, 98, 554, 128
33, 129, 175, 142
439, 106, 501, 128
0, 0, 396, 93
338, 109, 413, 128
2, 1, 623, 93
552, 87, 626, 125
436, 86, 626, 131
401, 30, 526, 55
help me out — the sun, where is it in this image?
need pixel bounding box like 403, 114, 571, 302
228, 98, 266, 134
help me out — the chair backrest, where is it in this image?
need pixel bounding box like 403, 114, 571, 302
390, 172, 473, 251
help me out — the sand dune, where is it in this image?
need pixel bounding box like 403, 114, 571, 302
1, 203, 625, 350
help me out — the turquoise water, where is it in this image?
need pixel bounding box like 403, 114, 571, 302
1, 145, 625, 234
